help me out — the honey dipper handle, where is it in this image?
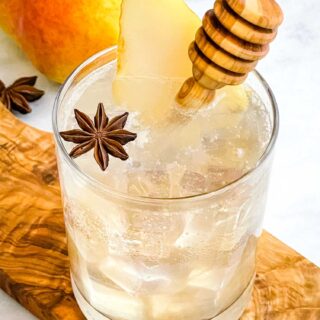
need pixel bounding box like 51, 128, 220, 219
176, 78, 215, 108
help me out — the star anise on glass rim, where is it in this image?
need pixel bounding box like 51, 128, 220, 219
59, 103, 137, 171
0, 76, 45, 114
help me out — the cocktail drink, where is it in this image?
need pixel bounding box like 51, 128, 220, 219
53, 46, 278, 320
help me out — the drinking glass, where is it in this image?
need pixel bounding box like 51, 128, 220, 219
53, 47, 279, 320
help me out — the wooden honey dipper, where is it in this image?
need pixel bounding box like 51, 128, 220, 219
176, 0, 283, 108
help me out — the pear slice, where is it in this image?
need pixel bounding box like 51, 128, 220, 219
113, 0, 201, 123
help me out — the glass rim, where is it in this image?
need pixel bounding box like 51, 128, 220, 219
52, 46, 279, 204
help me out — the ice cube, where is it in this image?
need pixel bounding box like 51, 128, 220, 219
67, 233, 95, 300
65, 187, 129, 246
209, 228, 247, 255
64, 202, 108, 264
124, 209, 185, 258
204, 199, 252, 253
206, 166, 244, 191
127, 169, 170, 197
99, 254, 189, 295
167, 162, 187, 198
175, 210, 216, 249
184, 237, 256, 317
180, 171, 207, 195
98, 255, 141, 293
214, 236, 257, 311
151, 286, 218, 320
188, 265, 237, 292
89, 281, 147, 320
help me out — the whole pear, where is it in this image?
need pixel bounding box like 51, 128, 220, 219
0, 0, 121, 83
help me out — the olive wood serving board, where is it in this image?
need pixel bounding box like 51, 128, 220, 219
0, 103, 319, 320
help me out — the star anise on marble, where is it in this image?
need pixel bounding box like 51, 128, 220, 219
0, 76, 45, 114
60, 103, 137, 171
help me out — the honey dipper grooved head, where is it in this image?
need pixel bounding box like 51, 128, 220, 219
226, 0, 283, 29
189, 41, 247, 86
202, 10, 270, 61
176, 0, 283, 108
195, 27, 258, 74
214, 0, 278, 45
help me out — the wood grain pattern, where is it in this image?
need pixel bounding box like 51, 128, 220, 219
226, 0, 283, 29
176, 0, 283, 108
0, 103, 84, 320
242, 232, 320, 320
0, 102, 319, 320
215, 0, 277, 44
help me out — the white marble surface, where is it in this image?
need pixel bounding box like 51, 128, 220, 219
0, 0, 319, 318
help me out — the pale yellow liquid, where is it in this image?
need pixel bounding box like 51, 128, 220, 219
59, 62, 271, 319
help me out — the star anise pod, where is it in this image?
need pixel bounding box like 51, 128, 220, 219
0, 76, 45, 114
60, 103, 137, 171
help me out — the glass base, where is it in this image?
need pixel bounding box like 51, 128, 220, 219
71, 275, 254, 320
